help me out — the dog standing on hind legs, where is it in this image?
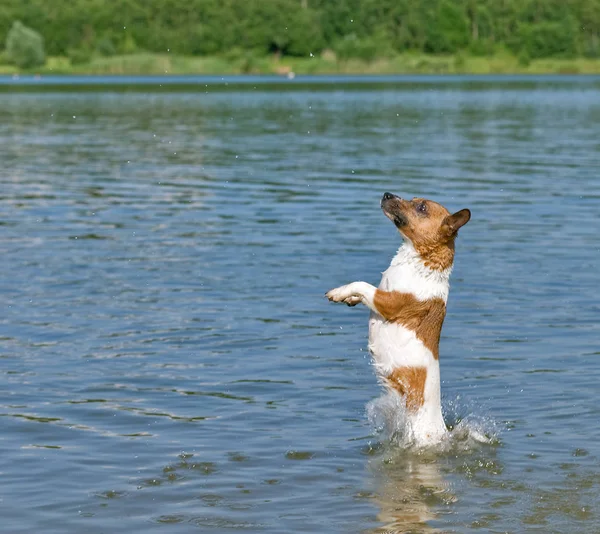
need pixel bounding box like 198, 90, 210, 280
326, 192, 471, 446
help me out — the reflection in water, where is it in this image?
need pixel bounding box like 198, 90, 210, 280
367, 450, 454, 534
364, 392, 502, 532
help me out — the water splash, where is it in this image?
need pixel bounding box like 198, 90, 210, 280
366, 392, 499, 452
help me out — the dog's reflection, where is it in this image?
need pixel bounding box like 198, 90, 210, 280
366, 449, 455, 534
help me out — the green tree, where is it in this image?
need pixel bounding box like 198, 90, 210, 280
577, 0, 600, 57
5, 21, 45, 68
0, 0, 599, 64
286, 8, 324, 56
425, 1, 470, 53
518, 19, 579, 58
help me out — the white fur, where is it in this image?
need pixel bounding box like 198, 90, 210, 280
382, 241, 451, 302
327, 242, 452, 446
368, 319, 447, 442
368, 320, 433, 375
324, 281, 377, 311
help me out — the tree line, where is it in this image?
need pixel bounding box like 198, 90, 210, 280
1, 0, 600, 65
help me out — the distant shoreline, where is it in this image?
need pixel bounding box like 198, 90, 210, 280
3, 73, 600, 92
3, 52, 600, 77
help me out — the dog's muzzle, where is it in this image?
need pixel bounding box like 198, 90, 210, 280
381, 192, 408, 227
382, 191, 399, 203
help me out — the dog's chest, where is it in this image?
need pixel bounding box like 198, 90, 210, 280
368, 253, 450, 372
378, 260, 450, 302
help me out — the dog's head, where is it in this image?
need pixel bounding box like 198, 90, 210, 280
381, 192, 470, 251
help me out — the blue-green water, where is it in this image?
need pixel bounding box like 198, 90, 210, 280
1, 78, 600, 533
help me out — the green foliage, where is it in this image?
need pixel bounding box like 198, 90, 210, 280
5, 21, 45, 69
454, 51, 466, 69
285, 9, 325, 56
468, 39, 495, 56
1, 0, 600, 64
517, 20, 579, 59
334, 29, 395, 62
425, 1, 470, 54
68, 48, 92, 65
96, 37, 116, 57
334, 35, 379, 62
518, 49, 531, 67
120, 34, 138, 55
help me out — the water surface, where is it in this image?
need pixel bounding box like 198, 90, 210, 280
1, 79, 599, 533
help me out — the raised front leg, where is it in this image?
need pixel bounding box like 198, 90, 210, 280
325, 281, 378, 312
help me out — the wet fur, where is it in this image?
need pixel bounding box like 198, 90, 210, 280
326, 193, 470, 446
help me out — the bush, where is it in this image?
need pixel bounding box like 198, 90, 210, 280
68, 48, 92, 65
334, 34, 393, 62
96, 37, 116, 57
517, 20, 578, 59
120, 34, 137, 54
334, 35, 377, 61
240, 53, 258, 74
425, 1, 470, 54
5, 21, 45, 69
582, 39, 600, 59
454, 51, 466, 70
518, 50, 531, 67
468, 39, 495, 57
285, 9, 325, 57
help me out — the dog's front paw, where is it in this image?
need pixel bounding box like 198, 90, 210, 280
343, 295, 362, 306
326, 285, 350, 303
326, 285, 361, 306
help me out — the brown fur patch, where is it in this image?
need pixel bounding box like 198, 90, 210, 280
381, 196, 470, 271
373, 290, 446, 359
386, 366, 427, 412
412, 239, 456, 272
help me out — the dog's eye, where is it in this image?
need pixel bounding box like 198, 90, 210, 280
417, 202, 427, 214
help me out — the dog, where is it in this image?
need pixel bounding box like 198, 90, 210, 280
326, 192, 470, 446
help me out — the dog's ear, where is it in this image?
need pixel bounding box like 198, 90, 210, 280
441, 209, 471, 236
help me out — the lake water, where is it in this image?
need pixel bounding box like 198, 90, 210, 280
1, 77, 599, 533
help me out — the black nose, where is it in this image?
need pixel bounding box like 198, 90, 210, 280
382, 192, 396, 201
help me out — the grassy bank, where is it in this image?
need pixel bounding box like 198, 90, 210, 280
3, 52, 600, 76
